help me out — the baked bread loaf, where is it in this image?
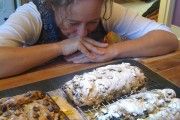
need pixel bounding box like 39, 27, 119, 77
95, 89, 180, 120
0, 91, 68, 120
63, 63, 146, 106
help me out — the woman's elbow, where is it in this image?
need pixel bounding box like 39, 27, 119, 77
168, 36, 179, 52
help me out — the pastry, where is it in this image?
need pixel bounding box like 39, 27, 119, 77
0, 91, 68, 120
95, 89, 180, 120
63, 63, 146, 106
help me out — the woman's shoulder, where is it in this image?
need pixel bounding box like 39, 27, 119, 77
0, 1, 42, 47
101, 2, 128, 32
15, 2, 40, 15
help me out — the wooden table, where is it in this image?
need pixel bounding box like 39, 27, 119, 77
0, 50, 179, 91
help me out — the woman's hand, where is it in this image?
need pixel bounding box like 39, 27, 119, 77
64, 43, 120, 63
88, 43, 120, 62
64, 52, 91, 63
59, 37, 108, 59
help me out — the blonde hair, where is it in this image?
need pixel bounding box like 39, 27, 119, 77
50, 0, 113, 20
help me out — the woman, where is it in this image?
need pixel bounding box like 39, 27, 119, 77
0, 0, 178, 78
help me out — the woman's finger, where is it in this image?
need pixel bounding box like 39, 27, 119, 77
66, 53, 86, 62
78, 42, 95, 59
85, 38, 108, 47
73, 55, 91, 63
81, 40, 105, 55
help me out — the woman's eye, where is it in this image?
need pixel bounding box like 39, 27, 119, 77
86, 22, 99, 27
89, 21, 99, 25
70, 22, 79, 26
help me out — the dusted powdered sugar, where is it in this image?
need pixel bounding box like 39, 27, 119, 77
63, 63, 146, 106
96, 89, 180, 120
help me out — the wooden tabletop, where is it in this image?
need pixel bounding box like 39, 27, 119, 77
0, 50, 179, 91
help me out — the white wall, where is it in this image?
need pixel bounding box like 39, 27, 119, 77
171, 25, 180, 40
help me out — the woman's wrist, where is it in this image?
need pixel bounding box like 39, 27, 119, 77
112, 42, 124, 59
51, 42, 64, 56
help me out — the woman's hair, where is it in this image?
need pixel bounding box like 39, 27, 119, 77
50, 0, 113, 20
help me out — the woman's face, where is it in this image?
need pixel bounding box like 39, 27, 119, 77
53, 0, 103, 38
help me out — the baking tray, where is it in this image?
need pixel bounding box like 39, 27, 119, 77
0, 59, 179, 98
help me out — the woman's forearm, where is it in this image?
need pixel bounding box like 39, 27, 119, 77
115, 30, 178, 58
0, 43, 61, 78
0, 37, 108, 78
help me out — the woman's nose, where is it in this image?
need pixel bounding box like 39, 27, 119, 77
77, 24, 88, 37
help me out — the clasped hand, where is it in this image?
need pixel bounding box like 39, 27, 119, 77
61, 37, 119, 63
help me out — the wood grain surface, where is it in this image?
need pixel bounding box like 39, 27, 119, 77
0, 50, 179, 91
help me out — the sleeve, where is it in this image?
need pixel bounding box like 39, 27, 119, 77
102, 2, 172, 40
0, 2, 42, 47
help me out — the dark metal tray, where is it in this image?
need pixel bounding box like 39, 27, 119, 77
0, 59, 179, 98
